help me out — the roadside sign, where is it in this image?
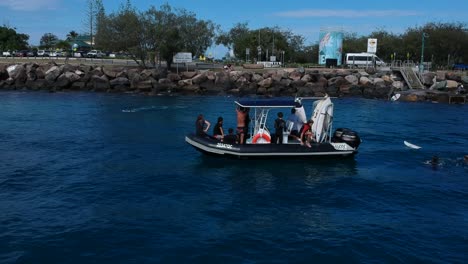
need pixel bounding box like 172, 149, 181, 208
173, 52, 192, 63
367, 38, 377, 53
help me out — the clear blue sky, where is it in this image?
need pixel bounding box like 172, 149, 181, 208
1, 0, 466, 57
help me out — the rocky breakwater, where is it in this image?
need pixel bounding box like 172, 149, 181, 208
0, 62, 466, 103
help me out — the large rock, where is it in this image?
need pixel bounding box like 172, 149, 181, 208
70, 82, 87, 91
328, 76, 347, 87
240, 82, 257, 96
102, 67, 120, 79
200, 80, 220, 95
400, 90, 427, 102
60, 64, 77, 74
45, 66, 61, 82
55, 72, 81, 89
392, 81, 404, 90
288, 70, 302, 81
26, 79, 47, 90
155, 78, 176, 91
344, 75, 358, 85
110, 77, 130, 88
436, 71, 446, 81
251, 73, 264, 83
192, 73, 207, 84
140, 69, 161, 80
90, 75, 110, 91
300, 74, 312, 82
181, 71, 197, 79
462, 76, 468, 85
291, 79, 306, 89
446, 80, 458, 88
359, 76, 371, 86
0, 64, 9, 80
9, 65, 27, 85
135, 78, 156, 92
215, 71, 231, 89
422, 72, 436, 86
258, 77, 272, 88
234, 76, 249, 89
167, 73, 181, 82
373, 78, 386, 88
446, 72, 462, 82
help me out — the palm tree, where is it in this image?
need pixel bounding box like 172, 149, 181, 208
66, 30, 79, 41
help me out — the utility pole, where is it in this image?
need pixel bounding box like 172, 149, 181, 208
420, 32, 428, 74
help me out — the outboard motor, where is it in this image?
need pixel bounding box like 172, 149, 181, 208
332, 128, 361, 149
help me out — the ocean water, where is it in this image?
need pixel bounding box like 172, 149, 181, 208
0, 91, 467, 263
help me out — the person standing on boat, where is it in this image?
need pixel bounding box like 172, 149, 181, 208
287, 108, 301, 140
236, 106, 249, 144
213, 116, 224, 140
195, 114, 210, 137
274, 112, 286, 144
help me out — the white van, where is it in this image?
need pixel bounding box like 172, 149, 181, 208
345, 53, 386, 68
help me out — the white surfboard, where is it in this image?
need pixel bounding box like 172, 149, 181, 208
311, 97, 333, 143
404, 141, 421, 149
391, 93, 401, 101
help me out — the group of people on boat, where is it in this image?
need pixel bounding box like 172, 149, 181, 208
195, 114, 240, 144
195, 105, 315, 147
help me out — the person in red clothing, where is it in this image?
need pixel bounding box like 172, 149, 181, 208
300, 119, 314, 148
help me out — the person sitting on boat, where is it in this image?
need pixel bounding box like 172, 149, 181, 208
274, 112, 286, 144
236, 106, 249, 144
212, 116, 224, 140
223, 128, 238, 144
300, 119, 314, 148
195, 114, 210, 137
287, 108, 301, 140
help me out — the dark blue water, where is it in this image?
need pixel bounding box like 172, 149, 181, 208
1, 91, 467, 263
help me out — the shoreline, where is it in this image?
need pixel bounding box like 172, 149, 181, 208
0, 62, 466, 103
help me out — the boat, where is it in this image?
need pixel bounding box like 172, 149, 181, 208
185, 95, 361, 159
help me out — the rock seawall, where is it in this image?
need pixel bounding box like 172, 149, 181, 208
0, 62, 466, 103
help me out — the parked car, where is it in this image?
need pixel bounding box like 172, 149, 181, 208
27, 50, 37, 57
37, 50, 50, 57
15, 50, 28, 57
87, 50, 103, 58
2, 51, 12, 56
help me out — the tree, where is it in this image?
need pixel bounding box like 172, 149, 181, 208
83, 0, 104, 48
66, 31, 79, 41
216, 24, 305, 63
56, 40, 71, 50
96, 3, 217, 68
0, 25, 29, 51
40, 33, 58, 49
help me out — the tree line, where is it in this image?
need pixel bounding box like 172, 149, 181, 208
342, 22, 468, 67
1, 0, 467, 68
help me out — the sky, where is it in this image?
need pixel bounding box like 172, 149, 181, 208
0, 0, 466, 58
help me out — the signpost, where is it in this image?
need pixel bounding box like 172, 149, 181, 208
420, 33, 429, 74
173, 52, 192, 73
367, 38, 377, 53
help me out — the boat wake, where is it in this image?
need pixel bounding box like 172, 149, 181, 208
122, 106, 168, 113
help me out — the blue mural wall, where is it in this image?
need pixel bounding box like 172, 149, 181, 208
318, 31, 343, 65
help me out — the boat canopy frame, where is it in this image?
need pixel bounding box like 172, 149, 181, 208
234, 96, 334, 143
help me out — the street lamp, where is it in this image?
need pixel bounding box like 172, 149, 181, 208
420, 32, 429, 74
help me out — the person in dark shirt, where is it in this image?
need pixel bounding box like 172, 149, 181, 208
195, 114, 210, 137
274, 112, 286, 144
223, 128, 238, 144
213, 116, 224, 140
